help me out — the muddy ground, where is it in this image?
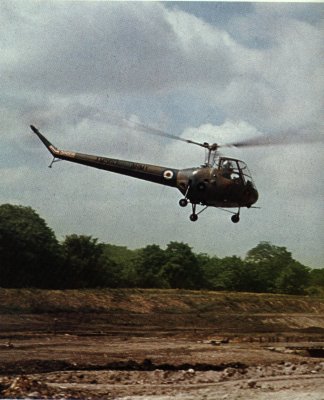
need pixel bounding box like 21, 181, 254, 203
0, 290, 323, 399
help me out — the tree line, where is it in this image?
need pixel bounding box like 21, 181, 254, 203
0, 204, 323, 295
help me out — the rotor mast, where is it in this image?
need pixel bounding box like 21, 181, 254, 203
203, 142, 219, 167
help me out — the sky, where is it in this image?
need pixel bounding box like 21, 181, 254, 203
1, 1, 324, 268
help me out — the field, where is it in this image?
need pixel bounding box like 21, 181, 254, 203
0, 288, 324, 399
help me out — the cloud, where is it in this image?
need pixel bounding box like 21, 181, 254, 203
2, 2, 322, 133
219, 5, 324, 131
2, 2, 179, 94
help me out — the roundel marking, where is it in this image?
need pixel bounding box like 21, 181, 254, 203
163, 170, 174, 180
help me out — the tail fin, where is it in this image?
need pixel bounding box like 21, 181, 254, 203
30, 125, 57, 155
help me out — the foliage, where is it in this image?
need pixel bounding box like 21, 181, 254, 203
0, 204, 62, 288
275, 261, 310, 295
1, 204, 322, 295
133, 244, 168, 288
245, 241, 295, 293
246, 241, 292, 265
61, 235, 121, 288
306, 269, 324, 297
161, 242, 206, 289
201, 255, 252, 291
309, 268, 324, 287
102, 244, 138, 287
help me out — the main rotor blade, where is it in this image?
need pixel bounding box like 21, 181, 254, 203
106, 113, 206, 148
226, 130, 324, 148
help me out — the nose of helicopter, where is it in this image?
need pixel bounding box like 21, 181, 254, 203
248, 187, 259, 206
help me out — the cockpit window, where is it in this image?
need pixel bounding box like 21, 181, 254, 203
218, 158, 256, 187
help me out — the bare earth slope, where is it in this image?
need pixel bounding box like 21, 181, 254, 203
0, 289, 323, 399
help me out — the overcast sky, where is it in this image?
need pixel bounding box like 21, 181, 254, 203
1, 1, 323, 267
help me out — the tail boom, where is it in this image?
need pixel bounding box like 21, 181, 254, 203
30, 125, 178, 187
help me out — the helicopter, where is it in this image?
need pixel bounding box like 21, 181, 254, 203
30, 123, 261, 223
30, 122, 321, 223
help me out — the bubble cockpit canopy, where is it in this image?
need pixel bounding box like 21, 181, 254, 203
217, 157, 256, 188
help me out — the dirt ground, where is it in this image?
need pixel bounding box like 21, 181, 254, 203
0, 315, 323, 399
0, 290, 324, 399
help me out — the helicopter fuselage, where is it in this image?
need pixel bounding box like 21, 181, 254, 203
177, 164, 258, 208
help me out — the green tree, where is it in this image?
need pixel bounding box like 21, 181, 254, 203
161, 242, 206, 289
0, 204, 61, 288
199, 255, 225, 290
306, 268, 324, 296
245, 242, 294, 292
217, 256, 252, 292
133, 244, 168, 288
275, 261, 310, 295
200, 255, 252, 292
62, 235, 120, 288
196, 253, 217, 290
246, 241, 292, 265
102, 244, 138, 287
309, 269, 324, 287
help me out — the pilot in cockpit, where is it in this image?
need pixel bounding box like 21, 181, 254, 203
222, 161, 233, 179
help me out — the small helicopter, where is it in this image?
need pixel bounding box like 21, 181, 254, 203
31, 123, 319, 223
30, 123, 261, 223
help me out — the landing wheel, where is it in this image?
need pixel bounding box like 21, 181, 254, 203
179, 198, 188, 207
231, 214, 240, 223
190, 213, 198, 222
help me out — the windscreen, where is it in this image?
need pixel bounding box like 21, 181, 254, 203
219, 158, 256, 187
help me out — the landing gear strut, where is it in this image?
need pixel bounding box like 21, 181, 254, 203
178, 181, 209, 222
189, 203, 209, 222
179, 198, 208, 222
179, 182, 191, 208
